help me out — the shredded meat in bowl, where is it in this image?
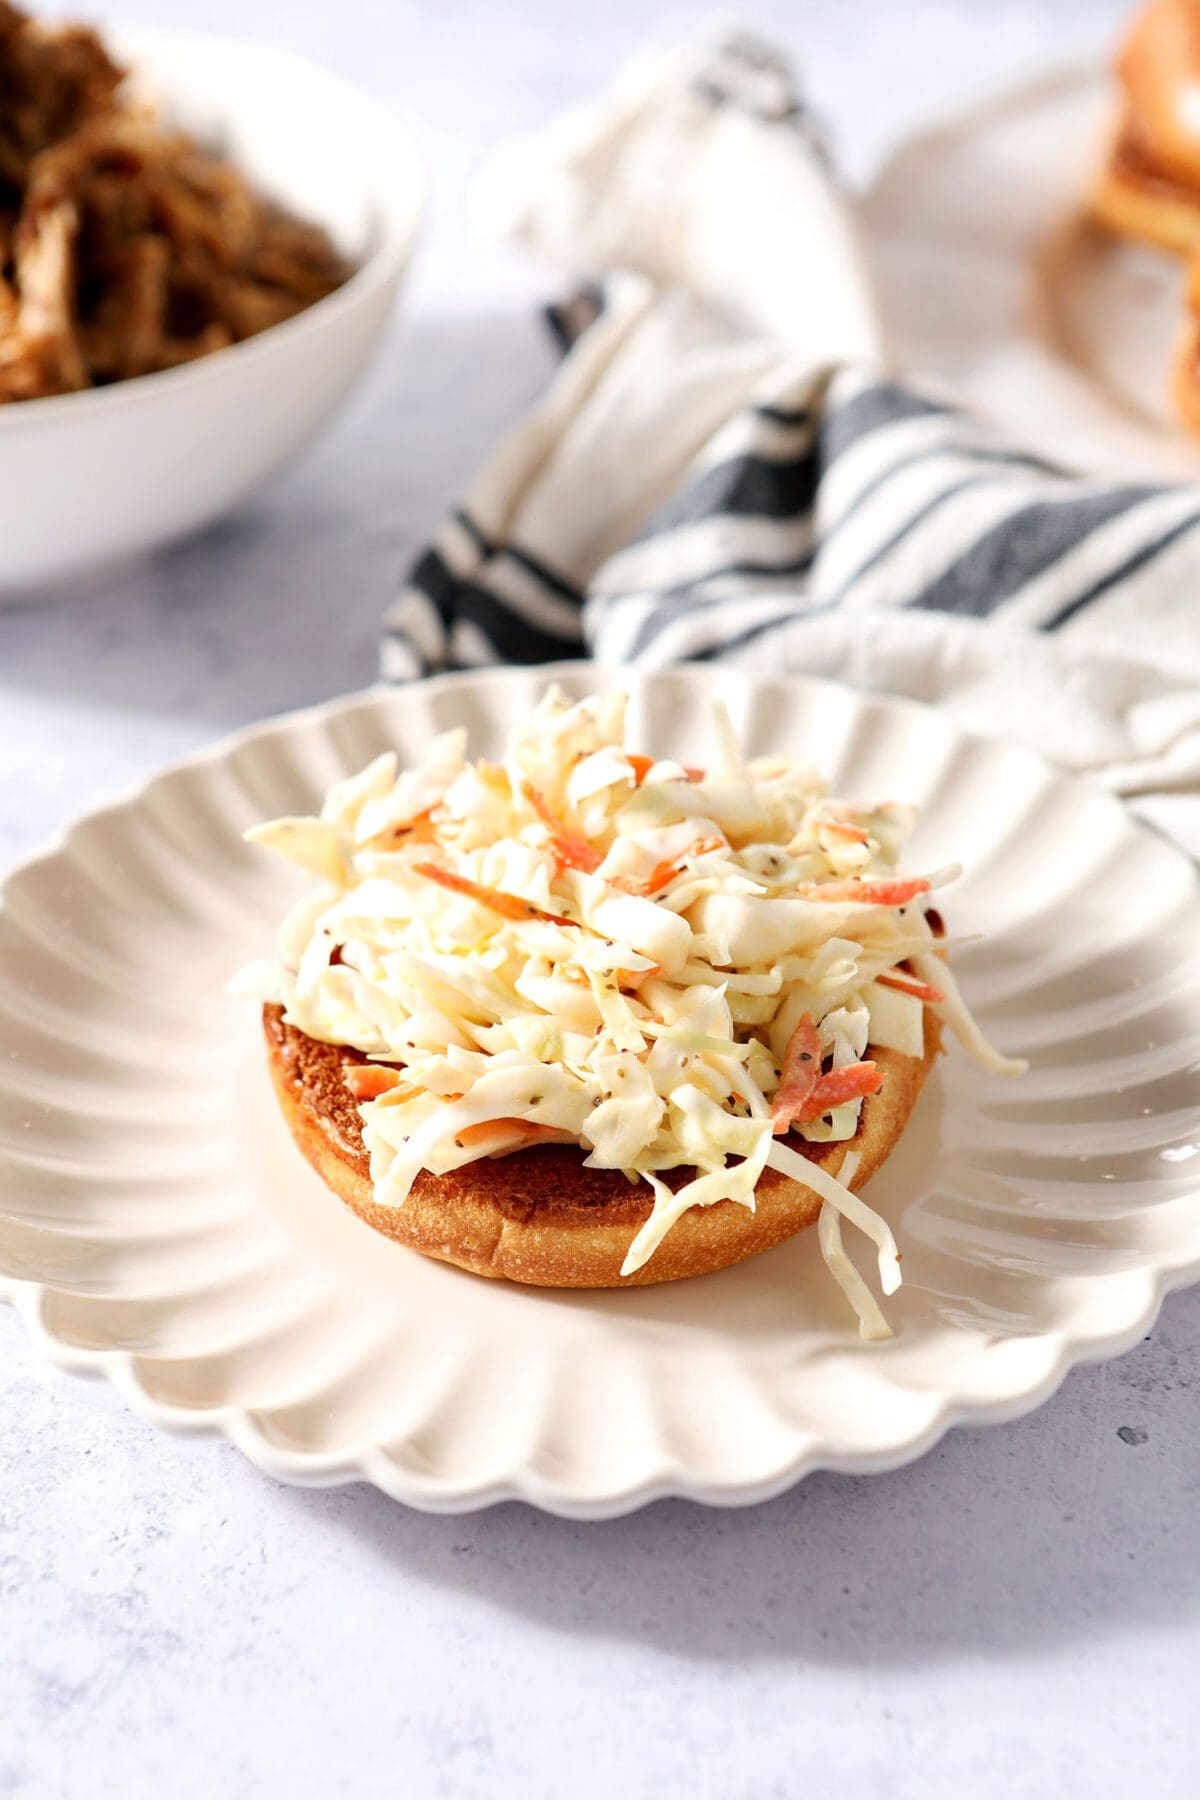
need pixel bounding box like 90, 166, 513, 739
0, 2, 349, 402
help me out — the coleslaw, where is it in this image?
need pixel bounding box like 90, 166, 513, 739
240, 688, 1023, 1337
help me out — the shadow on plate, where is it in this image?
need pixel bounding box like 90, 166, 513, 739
272, 1280, 1200, 1669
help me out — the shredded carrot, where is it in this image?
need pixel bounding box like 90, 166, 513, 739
611, 835, 724, 898
551, 840, 603, 875
456, 1119, 573, 1151
455, 1121, 514, 1152
797, 876, 930, 906
623, 753, 708, 787
393, 820, 438, 846
769, 1012, 822, 1134
524, 783, 602, 874
771, 1025, 884, 1132
343, 1065, 417, 1102
617, 962, 659, 992
457, 1118, 549, 1146
413, 862, 576, 928
642, 860, 681, 895
615, 856, 680, 892
822, 819, 869, 845
524, 783, 568, 831
878, 970, 945, 1004
613, 859, 680, 897
792, 1061, 883, 1124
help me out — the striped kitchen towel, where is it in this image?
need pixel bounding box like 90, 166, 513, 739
383, 31, 1200, 848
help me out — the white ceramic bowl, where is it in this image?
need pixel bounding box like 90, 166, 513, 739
0, 25, 423, 598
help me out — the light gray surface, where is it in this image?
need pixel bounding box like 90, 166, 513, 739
2, 3, 1198, 1796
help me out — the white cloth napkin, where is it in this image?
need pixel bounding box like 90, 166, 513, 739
384, 30, 1200, 858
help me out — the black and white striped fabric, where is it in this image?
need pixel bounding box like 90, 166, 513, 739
385, 355, 1198, 681
380, 30, 1200, 842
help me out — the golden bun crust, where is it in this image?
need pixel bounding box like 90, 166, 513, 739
1090, 149, 1200, 255
263, 1003, 939, 1288
1091, 2, 1200, 253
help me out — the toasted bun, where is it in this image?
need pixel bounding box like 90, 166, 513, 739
1090, 2, 1200, 254
263, 1005, 938, 1287
1090, 136, 1200, 255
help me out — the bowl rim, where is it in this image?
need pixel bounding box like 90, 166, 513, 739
0, 21, 425, 433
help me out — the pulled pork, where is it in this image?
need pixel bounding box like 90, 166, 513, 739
0, 2, 348, 401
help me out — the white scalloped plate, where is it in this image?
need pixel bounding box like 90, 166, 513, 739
2, 663, 1199, 1516
865, 63, 1200, 480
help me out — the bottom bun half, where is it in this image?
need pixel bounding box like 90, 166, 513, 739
263, 1003, 939, 1289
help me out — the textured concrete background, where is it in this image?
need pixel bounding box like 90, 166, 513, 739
3, 3, 1198, 1796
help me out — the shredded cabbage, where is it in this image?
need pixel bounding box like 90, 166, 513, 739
243, 686, 1021, 1336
